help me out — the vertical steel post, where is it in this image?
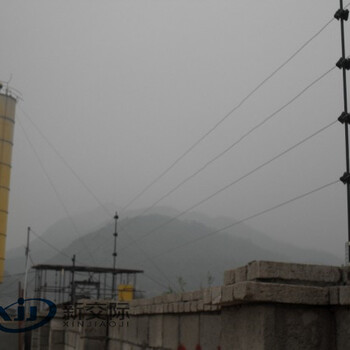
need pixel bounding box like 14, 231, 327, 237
112, 212, 118, 298
336, 1, 350, 263
71, 255, 76, 305
23, 227, 30, 300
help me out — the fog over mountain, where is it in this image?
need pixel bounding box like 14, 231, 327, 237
1, 1, 346, 264
1, 207, 341, 305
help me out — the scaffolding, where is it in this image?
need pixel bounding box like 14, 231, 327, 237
32, 264, 143, 307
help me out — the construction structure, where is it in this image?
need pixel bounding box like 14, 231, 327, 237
0, 85, 17, 283
32, 263, 143, 308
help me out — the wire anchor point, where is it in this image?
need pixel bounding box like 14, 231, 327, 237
338, 112, 350, 124
334, 8, 349, 21
340, 172, 350, 184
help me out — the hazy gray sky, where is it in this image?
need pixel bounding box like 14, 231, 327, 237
0, 1, 348, 260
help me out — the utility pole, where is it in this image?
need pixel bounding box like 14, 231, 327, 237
112, 212, 118, 299
23, 227, 30, 301
70, 255, 76, 305
18, 281, 23, 350
335, 1, 350, 263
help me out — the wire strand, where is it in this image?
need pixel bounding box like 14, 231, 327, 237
17, 109, 174, 288
119, 66, 336, 236
18, 106, 113, 219
30, 229, 72, 260
134, 180, 339, 264
17, 118, 97, 265
119, 14, 338, 214
119, 119, 337, 253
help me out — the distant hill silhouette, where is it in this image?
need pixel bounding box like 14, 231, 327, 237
1, 208, 341, 304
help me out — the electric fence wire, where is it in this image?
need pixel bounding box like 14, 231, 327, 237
133, 179, 339, 266
3, 271, 32, 279
30, 229, 169, 295
28, 254, 35, 266
118, 65, 337, 242
18, 106, 114, 219
16, 12, 340, 283
29, 228, 74, 261
118, 10, 341, 215
18, 109, 177, 290
16, 118, 97, 265
119, 119, 338, 253
1, 277, 36, 300
0, 271, 35, 292
13, 8, 348, 289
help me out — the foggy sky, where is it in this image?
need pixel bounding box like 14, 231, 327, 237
0, 1, 348, 260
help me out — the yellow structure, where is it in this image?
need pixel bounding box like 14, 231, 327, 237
117, 284, 134, 301
0, 90, 16, 283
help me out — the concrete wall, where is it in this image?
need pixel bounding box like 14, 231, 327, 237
0, 322, 19, 350
30, 261, 350, 350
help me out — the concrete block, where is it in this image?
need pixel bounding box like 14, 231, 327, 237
155, 304, 164, 313
107, 339, 122, 350
221, 305, 271, 350
108, 316, 124, 341
149, 315, 163, 348
335, 309, 350, 349
125, 316, 137, 343
65, 331, 78, 348
50, 318, 64, 331
178, 302, 185, 313
81, 318, 108, 338
162, 303, 169, 313
210, 305, 221, 311
144, 305, 151, 314
0, 331, 19, 350
329, 286, 339, 305
138, 299, 151, 306
49, 330, 64, 345
339, 286, 350, 305
184, 302, 191, 313
203, 288, 212, 304
211, 286, 222, 305
270, 305, 334, 350
164, 293, 182, 303
166, 303, 172, 313
222, 285, 234, 304
163, 315, 179, 349
135, 316, 149, 346
182, 291, 194, 301
199, 314, 221, 350
129, 299, 139, 307
192, 290, 203, 300
223, 269, 235, 285
179, 315, 200, 349
235, 265, 248, 283
133, 306, 142, 315
121, 343, 132, 350
223, 304, 333, 350
153, 295, 164, 304
172, 303, 180, 313
341, 266, 350, 285
247, 261, 341, 285
65, 346, 75, 350
233, 281, 329, 305
190, 301, 198, 312
81, 338, 107, 350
